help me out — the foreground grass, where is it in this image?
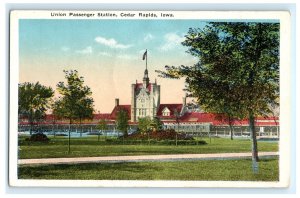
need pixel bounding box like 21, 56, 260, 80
18, 136, 278, 159
18, 158, 278, 181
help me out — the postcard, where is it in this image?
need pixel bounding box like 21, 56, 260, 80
9, 10, 291, 187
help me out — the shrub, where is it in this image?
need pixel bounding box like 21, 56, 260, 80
55, 133, 68, 136
125, 129, 194, 141
25, 132, 50, 142
104, 138, 207, 145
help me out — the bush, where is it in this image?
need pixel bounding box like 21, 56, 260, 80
104, 138, 207, 145
25, 133, 50, 142
125, 129, 194, 141
55, 133, 68, 136
104, 131, 207, 145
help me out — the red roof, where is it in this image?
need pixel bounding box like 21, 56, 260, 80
93, 113, 111, 120
110, 105, 131, 120
135, 83, 152, 92
45, 114, 55, 120
19, 108, 279, 127
178, 112, 279, 126
157, 104, 183, 118
180, 112, 216, 123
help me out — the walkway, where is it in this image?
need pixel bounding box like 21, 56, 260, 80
18, 152, 279, 165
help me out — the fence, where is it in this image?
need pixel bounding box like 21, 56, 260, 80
163, 124, 279, 138
18, 123, 279, 138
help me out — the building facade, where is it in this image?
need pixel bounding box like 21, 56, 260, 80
130, 68, 160, 122
18, 58, 280, 138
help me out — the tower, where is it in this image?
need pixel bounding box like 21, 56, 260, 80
143, 69, 149, 88
131, 50, 160, 122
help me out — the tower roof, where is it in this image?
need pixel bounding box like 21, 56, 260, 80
143, 68, 150, 87
135, 83, 152, 92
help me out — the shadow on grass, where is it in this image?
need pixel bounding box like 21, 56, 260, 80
18, 158, 279, 181
18, 162, 160, 179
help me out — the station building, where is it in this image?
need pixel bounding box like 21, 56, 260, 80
18, 64, 279, 138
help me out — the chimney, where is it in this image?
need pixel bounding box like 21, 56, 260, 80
182, 97, 186, 106
115, 98, 119, 107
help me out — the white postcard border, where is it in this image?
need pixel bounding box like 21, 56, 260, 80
9, 10, 291, 188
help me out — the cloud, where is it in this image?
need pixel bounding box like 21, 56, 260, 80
98, 51, 112, 57
61, 46, 70, 52
159, 32, 184, 51
117, 54, 136, 60
144, 33, 154, 42
76, 46, 93, 54
95, 36, 132, 49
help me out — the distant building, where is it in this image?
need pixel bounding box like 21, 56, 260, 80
109, 65, 187, 124
130, 67, 160, 122
18, 57, 279, 138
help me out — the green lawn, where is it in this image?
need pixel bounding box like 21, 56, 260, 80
18, 135, 278, 159
18, 158, 279, 181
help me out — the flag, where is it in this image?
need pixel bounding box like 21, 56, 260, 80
142, 50, 147, 60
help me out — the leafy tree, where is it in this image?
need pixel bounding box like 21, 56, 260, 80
138, 117, 152, 134
18, 82, 54, 134
151, 116, 163, 131
116, 109, 129, 137
157, 22, 279, 167
96, 119, 108, 141
55, 70, 94, 124
75, 96, 94, 136
55, 70, 94, 153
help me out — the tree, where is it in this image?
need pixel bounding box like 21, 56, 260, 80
157, 22, 279, 170
96, 119, 108, 141
116, 109, 129, 138
138, 117, 152, 145
55, 70, 94, 153
138, 117, 152, 134
18, 82, 54, 134
151, 116, 163, 131
75, 96, 94, 137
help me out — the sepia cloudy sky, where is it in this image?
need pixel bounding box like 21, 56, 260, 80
19, 19, 278, 113
19, 19, 207, 113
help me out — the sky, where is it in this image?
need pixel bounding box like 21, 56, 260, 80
19, 19, 207, 113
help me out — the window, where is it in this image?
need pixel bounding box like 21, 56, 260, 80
162, 107, 170, 116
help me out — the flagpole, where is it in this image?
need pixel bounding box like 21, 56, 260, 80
146, 49, 147, 70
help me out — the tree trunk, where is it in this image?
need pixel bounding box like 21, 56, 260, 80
229, 124, 233, 140
148, 131, 150, 145
176, 123, 179, 146
228, 116, 233, 140
249, 112, 259, 162
68, 119, 71, 154
80, 118, 82, 137
29, 123, 33, 135
29, 115, 34, 135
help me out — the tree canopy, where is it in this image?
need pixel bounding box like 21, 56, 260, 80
116, 109, 129, 137
54, 70, 94, 124
151, 116, 163, 131
138, 117, 152, 134
157, 22, 279, 163
18, 82, 54, 132
96, 119, 108, 131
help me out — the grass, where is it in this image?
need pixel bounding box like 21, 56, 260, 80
18, 158, 279, 181
18, 135, 278, 159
